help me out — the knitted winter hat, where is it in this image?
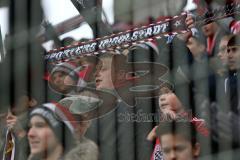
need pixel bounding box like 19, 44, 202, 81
51, 62, 80, 82
59, 96, 100, 114
50, 62, 89, 91
58, 94, 101, 121
30, 103, 78, 149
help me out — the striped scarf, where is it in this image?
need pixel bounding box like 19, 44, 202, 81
2, 128, 16, 160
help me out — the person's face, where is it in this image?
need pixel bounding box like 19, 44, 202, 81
50, 72, 75, 93
218, 38, 229, 66
28, 116, 61, 156
227, 45, 240, 71
201, 22, 218, 37
95, 57, 116, 90
159, 88, 183, 120
161, 134, 200, 160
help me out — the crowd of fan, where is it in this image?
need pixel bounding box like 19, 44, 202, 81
1, 1, 240, 160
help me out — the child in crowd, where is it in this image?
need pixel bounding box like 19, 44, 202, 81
148, 83, 208, 160
157, 121, 201, 160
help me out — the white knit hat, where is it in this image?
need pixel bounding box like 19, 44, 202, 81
30, 103, 78, 142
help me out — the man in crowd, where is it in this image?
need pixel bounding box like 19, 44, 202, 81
27, 103, 77, 160
58, 96, 99, 160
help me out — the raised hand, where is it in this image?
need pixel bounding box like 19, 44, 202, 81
6, 111, 17, 130
159, 93, 184, 116
185, 13, 196, 29
6, 110, 26, 138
